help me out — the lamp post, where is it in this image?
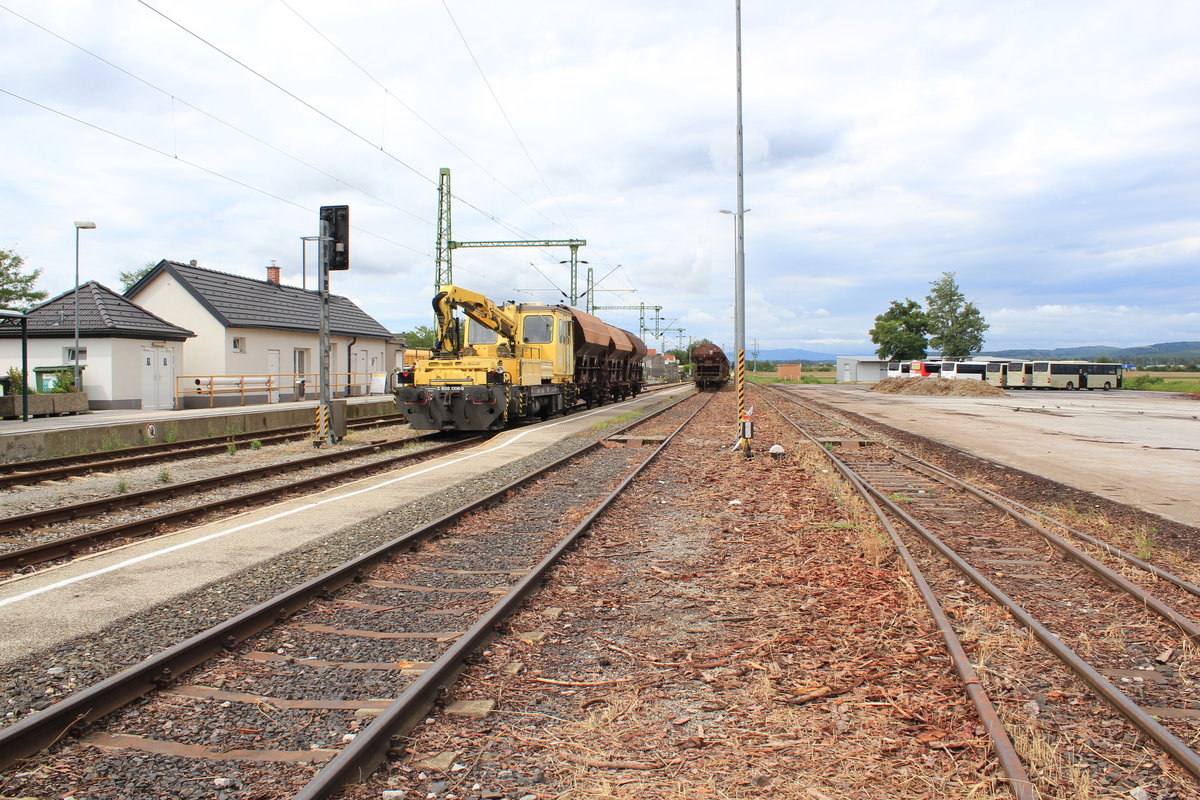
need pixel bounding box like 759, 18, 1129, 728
73, 221, 96, 392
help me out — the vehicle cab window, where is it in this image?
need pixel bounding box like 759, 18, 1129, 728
523, 315, 553, 344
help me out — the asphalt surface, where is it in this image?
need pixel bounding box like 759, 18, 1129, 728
798, 385, 1200, 528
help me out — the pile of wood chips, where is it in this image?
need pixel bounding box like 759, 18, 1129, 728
871, 377, 1008, 397
350, 392, 1009, 799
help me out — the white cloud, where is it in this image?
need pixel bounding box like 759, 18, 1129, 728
0, 0, 1197, 353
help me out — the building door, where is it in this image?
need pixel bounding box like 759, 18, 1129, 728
141, 346, 176, 410
356, 347, 369, 395
267, 349, 281, 402
293, 349, 309, 400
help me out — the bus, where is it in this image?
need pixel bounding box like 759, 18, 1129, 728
909, 360, 941, 377
1083, 362, 1122, 390
940, 361, 987, 381
985, 361, 1007, 387
886, 361, 912, 379
1004, 361, 1033, 389
1031, 361, 1122, 390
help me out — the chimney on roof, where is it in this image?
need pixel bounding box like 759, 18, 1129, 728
266, 260, 281, 284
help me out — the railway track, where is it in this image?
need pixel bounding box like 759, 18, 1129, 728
0, 388, 685, 573
0, 433, 479, 572
0, 411, 408, 489
0, 390, 710, 799
761, 384, 1200, 795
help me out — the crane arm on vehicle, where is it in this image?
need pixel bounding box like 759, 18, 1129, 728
433, 285, 518, 353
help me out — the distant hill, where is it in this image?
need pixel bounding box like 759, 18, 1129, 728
754, 348, 841, 363
982, 341, 1200, 364
750, 341, 1200, 366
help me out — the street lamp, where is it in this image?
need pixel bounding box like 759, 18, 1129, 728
73, 221, 96, 392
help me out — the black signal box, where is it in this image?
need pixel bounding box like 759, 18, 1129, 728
320, 205, 349, 270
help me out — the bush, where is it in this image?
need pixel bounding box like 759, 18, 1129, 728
1126, 374, 1165, 390
50, 368, 77, 393
5, 366, 31, 395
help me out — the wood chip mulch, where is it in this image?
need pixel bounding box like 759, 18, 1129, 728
346, 392, 1008, 800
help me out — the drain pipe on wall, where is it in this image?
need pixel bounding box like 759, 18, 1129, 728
345, 336, 357, 396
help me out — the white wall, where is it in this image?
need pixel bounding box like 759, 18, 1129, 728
132, 275, 222, 376
0, 336, 185, 407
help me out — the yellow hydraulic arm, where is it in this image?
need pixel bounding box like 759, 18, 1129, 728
433, 286, 519, 353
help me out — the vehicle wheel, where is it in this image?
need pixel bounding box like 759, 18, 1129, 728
1103, 381, 1112, 391
1065, 381, 1074, 390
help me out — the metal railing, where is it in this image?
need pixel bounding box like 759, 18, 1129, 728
176, 372, 386, 408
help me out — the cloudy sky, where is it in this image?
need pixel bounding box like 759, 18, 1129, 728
2, 0, 1198, 355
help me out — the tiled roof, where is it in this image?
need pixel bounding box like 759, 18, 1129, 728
0, 281, 193, 340
129, 261, 392, 339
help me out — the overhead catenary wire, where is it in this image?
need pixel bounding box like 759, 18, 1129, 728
0, 87, 428, 257
0, 1, 430, 227
277, 0, 566, 238
136, 0, 578, 260
439, 0, 580, 239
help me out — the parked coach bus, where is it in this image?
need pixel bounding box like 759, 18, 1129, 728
1031, 361, 1123, 390
1004, 361, 1033, 389
909, 360, 941, 377
985, 361, 1007, 387
940, 361, 987, 380
886, 361, 912, 379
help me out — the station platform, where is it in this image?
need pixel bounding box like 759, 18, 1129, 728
0, 395, 397, 464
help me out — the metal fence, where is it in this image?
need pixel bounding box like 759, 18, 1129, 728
176, 372, 386, 408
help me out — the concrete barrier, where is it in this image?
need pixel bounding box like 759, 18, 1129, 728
0, 399, 399, 464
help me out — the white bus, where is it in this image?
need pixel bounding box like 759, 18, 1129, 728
1030, 361, 1123, 390
939, 361, 987, 381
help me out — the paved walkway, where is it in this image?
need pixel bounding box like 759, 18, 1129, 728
796, 385, 1200, 528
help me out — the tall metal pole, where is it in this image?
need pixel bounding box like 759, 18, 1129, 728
317, 220, 333, 445
733, 0, 750, 454
74, 225, 80, 392
72, 221, 95, 392
435, 167, 453, 295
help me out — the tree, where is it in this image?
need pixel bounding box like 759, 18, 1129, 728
868, 299, 929, 360
925, 272, 988, 359
400, 325, 437, 349
120, 262, 156, 292
0, 248, 47, 310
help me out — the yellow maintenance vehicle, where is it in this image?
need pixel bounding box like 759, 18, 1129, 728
395, 286, 646, 431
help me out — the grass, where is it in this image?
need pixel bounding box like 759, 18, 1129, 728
157, 468, 171, 484
115, 478, 129, 494
747, 373, 836, 386
589, 411, 641, 430
250, 439, 263, 450
1133, 524, 1156, 561
99, 433, 126, 451
1124, 372, 1200, 392
226, 442, 238, 456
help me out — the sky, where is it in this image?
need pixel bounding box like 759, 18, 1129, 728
2, 0, 1198, 356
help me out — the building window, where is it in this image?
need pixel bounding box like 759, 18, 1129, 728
64, 347, 87, 363
232, 337, 245, 353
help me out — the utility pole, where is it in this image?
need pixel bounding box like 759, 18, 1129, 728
732, 0, 750, 457
435, 168, 452, 294
752, 338, 759, 374
434, 169, 588, 304
591, 303, 662, 340
451, 239, 587, 303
